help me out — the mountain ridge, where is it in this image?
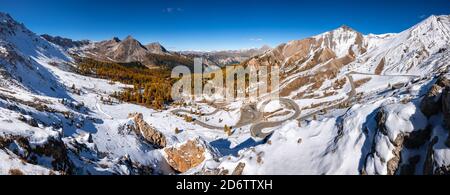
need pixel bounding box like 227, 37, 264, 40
2, 11, 450, 175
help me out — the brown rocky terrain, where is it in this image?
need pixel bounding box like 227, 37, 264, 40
163, 138, 207, 173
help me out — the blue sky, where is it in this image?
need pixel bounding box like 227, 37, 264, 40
1, 0, 450, 51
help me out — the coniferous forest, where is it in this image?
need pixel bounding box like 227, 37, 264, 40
77, 58, 173, 109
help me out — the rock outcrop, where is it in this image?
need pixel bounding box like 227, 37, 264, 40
366, 105, 430, 175
67, 35, 194, 68
163, 138, 208, 173
420, 75, 450, 118
0, 134, 72, 174
386, 133, 405, 175
128, 113, 167, 148
231, 162, 246, 175
420, 84, 443, 117
373, 108, 405, 175
442, 86, 450, 130
436, 75, 450, 87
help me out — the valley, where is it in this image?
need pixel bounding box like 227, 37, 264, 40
1, 11, 450, 175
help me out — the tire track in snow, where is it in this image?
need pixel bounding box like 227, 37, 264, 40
96, 99, 113, 120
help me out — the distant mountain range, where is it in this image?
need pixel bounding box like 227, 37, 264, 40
42, 34, 270, 67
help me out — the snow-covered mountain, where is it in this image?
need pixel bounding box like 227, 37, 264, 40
242, 15, 450, 100
1, 11, 450, 175
247, 15, 449, 74
195, 15, 450, 175
352, 15, 450, 75
0, 12, 72, 98
0, 12, 176, 175
41, 34, 90, 50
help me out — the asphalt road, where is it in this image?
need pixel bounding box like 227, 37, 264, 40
249, 98, 301, 138
170, 72, 418, 139
171, 97, 301, 139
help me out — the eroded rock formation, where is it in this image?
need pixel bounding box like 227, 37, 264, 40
128, 113, 167, 148
163, 138, 207, 173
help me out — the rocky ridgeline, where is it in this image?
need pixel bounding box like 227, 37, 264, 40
421, 75, 450, 174
358, 75, 450, 175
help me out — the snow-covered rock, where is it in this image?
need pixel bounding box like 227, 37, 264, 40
163, 137, 220, 173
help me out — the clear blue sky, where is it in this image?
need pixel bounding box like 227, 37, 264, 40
1, 0, 450, 51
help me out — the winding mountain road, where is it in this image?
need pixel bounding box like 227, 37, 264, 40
250, 98, 301, 138
295, 71, 418, 121
171, 97, 301, 139
171, 71, 418, 139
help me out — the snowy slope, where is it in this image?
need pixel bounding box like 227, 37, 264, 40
1, 12, 450, 175
351, 15, 450, 75
189, 15, 450, 175
0, 12, 178, 175
0, 12, 73, 98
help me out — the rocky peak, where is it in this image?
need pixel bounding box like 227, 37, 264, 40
0, 12, 13, 21
107, 36, 149, 62
363, 14, 450, 75
124, 35, 134, 40
322, 24, 360, 36
419, 15, 441, 26
259, 45, 272, 51
121, 35, 145, 47
314, 24, 364, 57
408, 14, 450, 38
145, 42, 168, 54
112, 37, 121, 43
0, 12, 30, 37
337, 24, 355, 31
82, 35, 174, 64
0, 12, 17, 26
